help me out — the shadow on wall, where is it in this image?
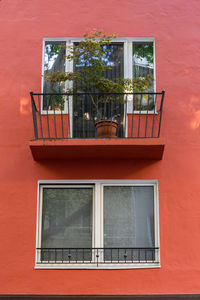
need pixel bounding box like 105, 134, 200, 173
32, 158, 162, 179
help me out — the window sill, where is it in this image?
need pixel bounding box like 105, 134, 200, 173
39, 111, 158, 115
35, 262, 160, 269
129, 111, 158, 115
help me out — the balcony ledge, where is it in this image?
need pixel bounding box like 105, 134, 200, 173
29, 138, 165, 161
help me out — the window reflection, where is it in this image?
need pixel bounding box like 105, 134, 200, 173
133, 42, 154, 110
43, 42, 66, 109
133, 42, 154, 79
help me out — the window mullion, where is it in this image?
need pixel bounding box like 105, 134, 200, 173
124, 40, 133, 79
36, 186, 43, 265
94, 183, 102, 248
65, 40, 73, 136
38, 186, 43, 249
123, 41, 128, 79
154, 183, 160, 263
127, 41, 133, 114
153, 40, 156, 92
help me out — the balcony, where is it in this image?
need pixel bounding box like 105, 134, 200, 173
36, 247, 160, 269
30, 91, 165, 160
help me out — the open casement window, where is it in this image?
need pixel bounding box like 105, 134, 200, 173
36, 181, 160, 269
42, 38, 155, 138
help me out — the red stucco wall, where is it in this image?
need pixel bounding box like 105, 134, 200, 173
0, 0, 200, 295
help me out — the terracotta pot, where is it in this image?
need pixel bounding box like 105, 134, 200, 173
95, 120, 118, 137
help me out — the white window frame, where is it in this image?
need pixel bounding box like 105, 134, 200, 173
35, 180, 160, 269
41, 37, 156, 134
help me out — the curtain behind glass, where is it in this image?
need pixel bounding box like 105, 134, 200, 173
41, 188, 93, 261
104, 186, 154, 261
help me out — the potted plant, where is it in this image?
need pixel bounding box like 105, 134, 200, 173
44, 29, 153, 137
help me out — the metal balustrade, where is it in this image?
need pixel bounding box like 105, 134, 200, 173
30, 91, 165, 139
36, 247, 159, 266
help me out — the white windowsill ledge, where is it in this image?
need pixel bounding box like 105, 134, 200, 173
40, 110, 158, 115
35, 263, 160, 270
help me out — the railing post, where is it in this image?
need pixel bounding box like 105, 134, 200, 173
157, 90, 165, 138
30, 91, 38, 139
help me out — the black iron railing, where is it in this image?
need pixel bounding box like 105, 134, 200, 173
30, 91, 165, 139
36, 247, 159, 266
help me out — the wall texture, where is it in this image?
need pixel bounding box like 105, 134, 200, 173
0, 0, 200, 295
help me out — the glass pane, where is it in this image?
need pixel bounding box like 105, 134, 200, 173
102, 43, 124, 80
133, 42, 154, 79
41, 187, 93, 261
73, 43, 124, 138
74, 42, 124, 81
104, 186, 154, 261
133, 42, 154, 111
43, 41, 66, 109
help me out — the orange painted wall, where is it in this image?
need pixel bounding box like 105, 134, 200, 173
0, 0, 200, 295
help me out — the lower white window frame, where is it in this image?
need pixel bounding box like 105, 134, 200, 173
35, 180, 160, 269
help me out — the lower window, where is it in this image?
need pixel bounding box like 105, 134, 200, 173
36, 180, 160, 269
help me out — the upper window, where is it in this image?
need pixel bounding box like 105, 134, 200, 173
36, 180, 160, 269
42, 38, 155, 111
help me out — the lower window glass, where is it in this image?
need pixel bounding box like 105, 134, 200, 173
104, 186, 155, 261
41, 187, 93, 262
